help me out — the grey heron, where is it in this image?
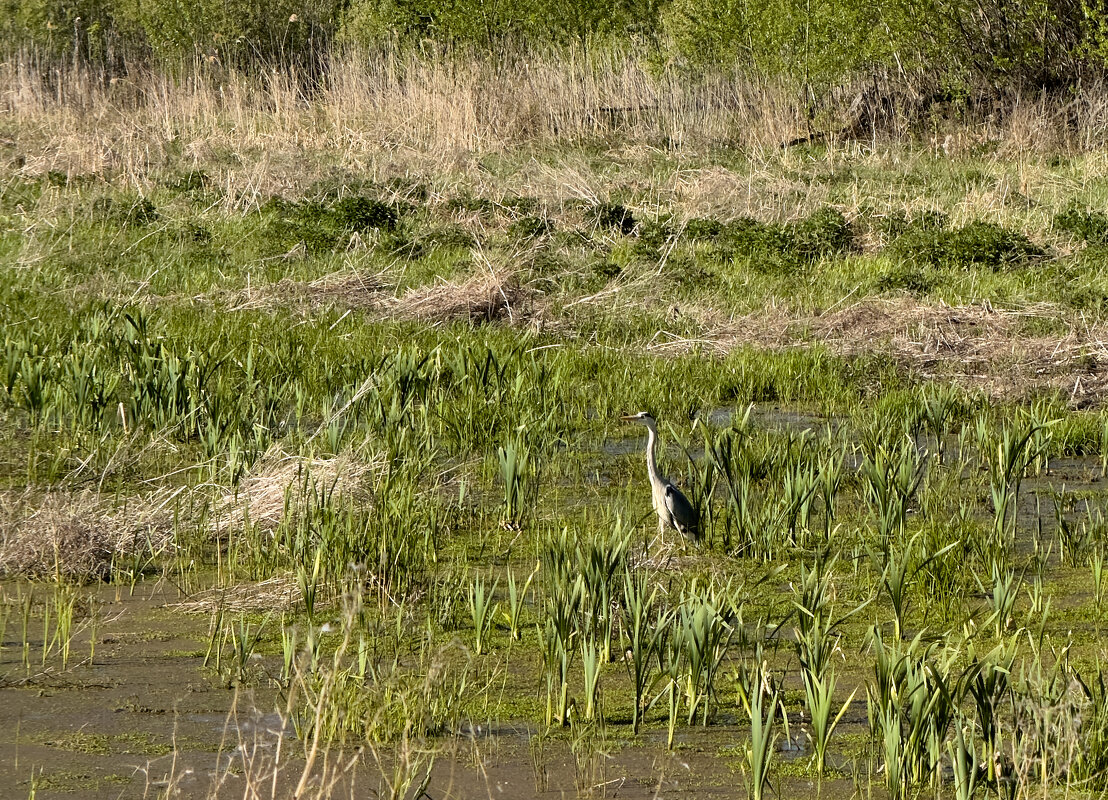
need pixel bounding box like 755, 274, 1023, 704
620, 411, 701, 543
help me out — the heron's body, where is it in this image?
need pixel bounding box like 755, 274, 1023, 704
622, 412, 700, 543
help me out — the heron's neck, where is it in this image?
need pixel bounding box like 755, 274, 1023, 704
645, 424, 662, 486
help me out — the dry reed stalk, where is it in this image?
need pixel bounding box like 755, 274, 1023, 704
226, 268, 388, 313
7, 50, 1108, 201
0, 488, 177, 581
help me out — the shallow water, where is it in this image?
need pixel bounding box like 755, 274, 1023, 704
5, 407, 1107, 799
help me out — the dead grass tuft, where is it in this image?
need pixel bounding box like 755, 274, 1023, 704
211, 447, 380, 535
0, 490, 176, 581
227, 269, 388, 313
385, 272, 532, 325
169, 574, 301, 614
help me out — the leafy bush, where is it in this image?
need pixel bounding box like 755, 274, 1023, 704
890, 221, 1045, 270
592, 203, 636, 235
508, 216, 553, 240
331, 197, 399, 233
791, 207, 854, 260
338, 0, 656, 48
92, 196, 159, 227
684, 218, 724, 240
260, 194, 403, 253
716, 207, 854, 273
877, 210, 949, 242
633, 218, 674, 259
876, 265, 935, 295
662, 0, 879, 92
1053, 206, 1108, 244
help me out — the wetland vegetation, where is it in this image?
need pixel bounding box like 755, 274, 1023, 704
6, 6, 1108, 798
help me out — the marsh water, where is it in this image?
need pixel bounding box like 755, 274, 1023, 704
2, 405, 1104, 800
0, 577, 860, 799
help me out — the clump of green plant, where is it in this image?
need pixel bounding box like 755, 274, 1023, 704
717, 207, 853, 273
591, 202, 636, 235
508, 215, 552, 240
92, 195, 159, 227
891, 221, 1045, 270
634, 217, 674, 259
791, 207, 854, 261
260, 194, 402, 253
876, 210, 948, 243
1053, 205, 1108, 244
683, 217, 724, 240
792, 554, 861, 775
876, 264, 935, 295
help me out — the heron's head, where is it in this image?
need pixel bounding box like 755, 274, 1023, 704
620, 411, 656, 427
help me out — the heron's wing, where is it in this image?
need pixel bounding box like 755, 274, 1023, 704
664, 483, 700, 540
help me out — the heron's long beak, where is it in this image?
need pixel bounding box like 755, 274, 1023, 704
619, 414, 636, 421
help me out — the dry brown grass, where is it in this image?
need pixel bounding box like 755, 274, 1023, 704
660, 298, 1108, 403
211, 446, 380, 536
226, 268, 388, 313
223, 267, 537, 327
0, 489, 177, 581
386, 272, 532, 325
169, 574, 301, 614
5, 50, 1108, 215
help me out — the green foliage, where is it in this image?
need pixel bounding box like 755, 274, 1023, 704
684, 218, 724, 240
1053, 205, 1108, 244
0, 0, 1104, 100
259, 195, 402, 254
877, 210, 948, 243
662, 0, 880, 92
123, 0, 343, 67
717, 207, 854, 274
338, 0, 661, 48
592, 202, 636, 235
890, 221, 1045, 271
508, 215, 553, 240
876, 265, 935, 295
0, 0, 139, 61
92, 195, 159, 228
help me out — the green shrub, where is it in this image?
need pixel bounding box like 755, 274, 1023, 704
716, 207, 853, 273
876, 265, 935, 295
684, 218, 724, 240
508, 216, 553, 240
633, 217, 674, 258
446, 195, 498, 215
125, 0, 343, 68
92, 196, 159, 227
791, 207, 854, 260
878, 210, 948, 242
891, 221, 1045, 270
259, 194, 403, 253
165, 170, 212, 194
338, 0, 656, 48
662, 0, 879, 92
592, 203, 636, 235
331, 197, 399, 233
1053, 206, 1108, 244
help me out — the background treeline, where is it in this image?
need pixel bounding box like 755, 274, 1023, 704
1, 0, 1103, 107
